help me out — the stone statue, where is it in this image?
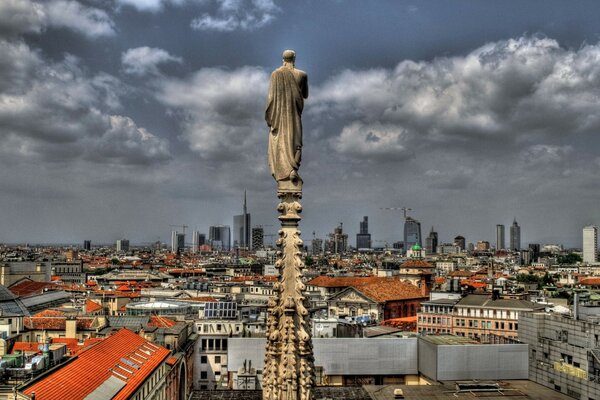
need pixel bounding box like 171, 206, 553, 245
266, 50, 308, 185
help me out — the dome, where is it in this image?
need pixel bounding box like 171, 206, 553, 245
411, 243, 422, 251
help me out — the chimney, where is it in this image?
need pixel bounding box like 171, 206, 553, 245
420, 276, 430, 297
65, 318, 77, 339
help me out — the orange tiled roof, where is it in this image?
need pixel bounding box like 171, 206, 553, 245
400, 260, 433, 268
23, 329, 169, 400
8, 280, 58, 298
33, 309, 66, 317
85, 299, 103, 313
579, 277, 600, 286
187, 296, 218, 302
166, 356, 178, 366
25, 315, 97, 331
52, 337, 104, 355
12, 342, 41, 353
148, 315, 176, 328
307, 275, 379, 288
354, 278, 425, 303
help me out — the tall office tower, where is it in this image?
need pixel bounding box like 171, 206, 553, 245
116, 239, 129, 252
233, 191, 251, 249
356, 216, 372, 249
496, 224, 505, 250
252, 226, 264, 250
192, 231, 199, 253
425, 227, 438, 254
176, 233, 185, 253
404, 217, 422, 252
209, 225, 231, 251
83, 240, 91, 251
454, 235, 466, 251
171, 230, 178, 253
510, 219, 521, 251
191, 231, 206, 253
311, 238, 323, 255
583, 226, 598, 264
327, 223, 348, 254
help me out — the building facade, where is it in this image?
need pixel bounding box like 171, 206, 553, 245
496, 224, 505, 250
209, 225, 231, 251
356, 216, 372, 249
404, 217, 422, 253
583, 225, 598, 264
510, 219, 521, 251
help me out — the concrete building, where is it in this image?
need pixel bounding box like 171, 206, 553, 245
251, 226, 264, 250
583, 225, 598, 264
510, 219, 521, 251
116, 239, 129, 252
191, 231, 206, 253
520, 311, 600, 400
404, 217, 422, 253
496, 224, 505, 250
425, 227, 438, 254
327, 224, 348, 254
209, 225, 231, 251
356, 216, 372, 249
454, 236, 466, 251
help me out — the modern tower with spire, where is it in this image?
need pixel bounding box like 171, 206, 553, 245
233, 190, 251, 249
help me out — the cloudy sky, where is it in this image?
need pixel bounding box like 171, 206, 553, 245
1, 0, 600, 247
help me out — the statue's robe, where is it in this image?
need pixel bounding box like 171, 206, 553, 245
266, 66, 307, 181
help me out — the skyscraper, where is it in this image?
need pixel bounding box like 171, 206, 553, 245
209, 225, 231, 251
356, 216, 371, 249
403, 217, 422, 252
83, 240, 91, 251
425, 227, 438, 254
252, 226, 264, 250
233, 191, 251, 249
327, 223, 348, 254
496, 224, 505, 250
171, 230, 178, 253
192, 231, 206, 253
116, 239, 129, 252
510, 219, 521, 251
583, 225, 598, 264
454, 235, 466, 251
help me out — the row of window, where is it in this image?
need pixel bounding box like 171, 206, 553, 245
454, 319, 518, 330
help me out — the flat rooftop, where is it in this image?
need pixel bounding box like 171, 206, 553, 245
190, 387, 372, 400
364, 381, 573, 400
420, 334, 479, 345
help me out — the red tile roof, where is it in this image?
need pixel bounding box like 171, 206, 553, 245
148, 315, 176, 328
307, 276, 379, 288
25, 315, 97, 331
12, 342, 41, 353
8, 280, 58, 298
579, 277, 600, 286
85, 299, 103, 313
23, 328, 169, 400
400, 260, 434, 268
353, 278, 425, 303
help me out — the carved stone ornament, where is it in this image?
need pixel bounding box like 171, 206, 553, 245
263, 50, 315, 400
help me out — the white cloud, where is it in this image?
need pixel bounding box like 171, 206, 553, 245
122, 46, 182, 76
190, 0, 279, 31
331, 122, 412, 161
0, 0, 115, 38
116, 0, 186, 12
158, 66, 268, 160
0, 41, 170, 165
314, 36, 600, 159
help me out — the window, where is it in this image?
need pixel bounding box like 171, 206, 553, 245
215, 356, 221, 364
200, 371, 208, 379
201, 356, 207, 363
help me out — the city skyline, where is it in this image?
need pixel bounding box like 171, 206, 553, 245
2, 1, 600, 247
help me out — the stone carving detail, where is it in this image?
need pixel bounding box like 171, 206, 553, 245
263, 50, 314, 400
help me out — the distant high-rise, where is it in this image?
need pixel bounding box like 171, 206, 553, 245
192, 231, 206, 253
425, 227, 438, 254
327, 223, 348, 254
528, 243, 540, 263
209, 225, 231, 251
496, 224, 505, 250
83, 240, 91, 251
454, 235, 466, 251
233, 191, 251, 249
404, 217, 422, 252
356, 216, 371, 249
116, 239, 129, 252
170, 231, 185, 253
311, 237, 323, 255
510, 219, 521, 251
252, 226, 264, 250
583, 226, 598, 264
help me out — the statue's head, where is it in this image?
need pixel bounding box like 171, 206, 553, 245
282, 49, 296, 63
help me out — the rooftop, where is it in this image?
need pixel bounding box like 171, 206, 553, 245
21, 328, 170, 400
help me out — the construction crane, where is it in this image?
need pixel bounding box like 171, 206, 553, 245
380, 207, 412, 219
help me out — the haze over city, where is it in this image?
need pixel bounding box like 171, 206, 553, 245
2, 0, 600, 247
